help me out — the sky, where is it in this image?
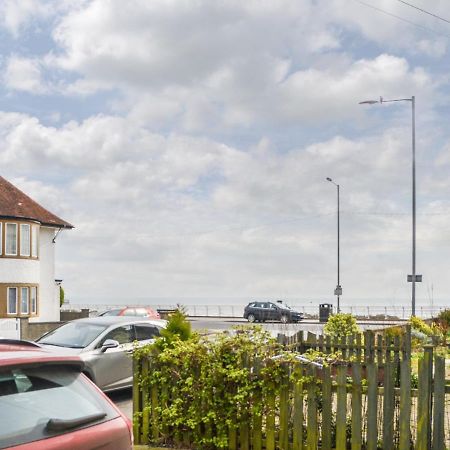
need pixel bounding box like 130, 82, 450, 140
1, 0, 450, 308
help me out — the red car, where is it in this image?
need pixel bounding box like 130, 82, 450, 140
0, 339, 133, 450
98, 306, 160, 319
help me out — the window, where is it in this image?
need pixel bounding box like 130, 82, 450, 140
0, 365, 119, 449
20, 224, 31, 256
134, 324, 161, 341
7, 288, 17, 314
21, 287, 29, 314
5, 223, 17, 255
31, 287, 37, 314
101, 325, 134, 345
31, 225, 39, 257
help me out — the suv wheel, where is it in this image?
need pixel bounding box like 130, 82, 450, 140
280, 315, 289, 324
247, 314, 256, 323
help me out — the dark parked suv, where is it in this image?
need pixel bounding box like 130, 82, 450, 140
243, 301, 303, 323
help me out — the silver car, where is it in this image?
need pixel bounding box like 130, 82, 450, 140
36, 316, 166, 392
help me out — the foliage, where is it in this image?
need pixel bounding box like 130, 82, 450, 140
409, 316, 434, 336
436, 309, 450, 336
384, 325, 405, 339
154, 306, 192, 351
134, 326, 295, 449
323, 313, 360, 339
59, 286, 65, 307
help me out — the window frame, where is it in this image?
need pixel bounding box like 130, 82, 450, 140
31, 286, 37, 315
20, 224, 31, 257
20, 287, 29, 315
7, 287, 18, 315
5, 223, 18, 256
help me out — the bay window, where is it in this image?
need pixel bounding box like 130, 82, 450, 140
31, 287, 37, 314
7, 288, 17, 315
21, 287, 29, 314
20, 224, 31, 256
5, 223, 17, 255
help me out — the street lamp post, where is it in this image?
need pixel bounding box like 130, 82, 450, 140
359, 96, 421, 316
326, 177, 341, 313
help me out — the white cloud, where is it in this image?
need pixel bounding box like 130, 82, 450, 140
3, 56, 46, 93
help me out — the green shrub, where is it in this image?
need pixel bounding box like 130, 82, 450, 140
323, 313, 360, 339
437, 309, 450, 328
409, 316, 434, 336
155, 307, 192, 350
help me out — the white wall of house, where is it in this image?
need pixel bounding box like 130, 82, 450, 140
0, 259, 40, 283
36, 227, 59, 322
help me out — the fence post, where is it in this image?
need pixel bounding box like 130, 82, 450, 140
335, 364, 347, 450
293, 364, 304, 450
399, 325, 411, 450
321, 365, 332, 450
416, 345, 433, 450
132, 356, 141, 444
306, 366, 318, 450
383, 336, 394, 450
351, 361, 362, 450
432, 353, 445, 450
365, 331, 378, 450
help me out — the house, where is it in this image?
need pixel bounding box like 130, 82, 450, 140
0, 176, 73, 322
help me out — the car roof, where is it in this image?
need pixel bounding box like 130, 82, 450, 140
0, 339, 84, 369
72, 316, 167, 327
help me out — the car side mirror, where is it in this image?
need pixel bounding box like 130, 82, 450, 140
101, 339, 119, 352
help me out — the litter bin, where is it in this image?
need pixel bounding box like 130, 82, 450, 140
319, 303, 333, 323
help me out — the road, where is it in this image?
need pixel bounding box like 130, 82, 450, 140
109, 316, 398, 418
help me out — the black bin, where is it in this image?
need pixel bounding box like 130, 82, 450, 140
319, 303, 333, 323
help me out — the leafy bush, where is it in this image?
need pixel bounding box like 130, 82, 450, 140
135, 326, 288, 449
323, 313, 360, 339
409, 316, 434, 336
155, 307, 192, 351
436, 309, 450, 329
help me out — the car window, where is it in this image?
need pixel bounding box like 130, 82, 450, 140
100, 309, 122, 316
134, 324, 161, 341
269, 303, 277, 309
101, 325, 134, 345
37, 322, 108, 348
0, 365, 118, 448
122, 308, 136, 316
134, 308, 148, 317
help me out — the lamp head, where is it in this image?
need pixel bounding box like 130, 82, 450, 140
326, 177, 332, 182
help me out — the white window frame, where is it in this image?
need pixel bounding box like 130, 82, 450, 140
20, 287, 29, 315
5, 223, 17, 256
7, 287, 18, 315
20, 224, 31, 256
31, 225, 39, 258
31, 287, 37, 314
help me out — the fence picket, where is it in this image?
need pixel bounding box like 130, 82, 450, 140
433, 354, 445, 450
383, 336, 394, 450
416, 346, 433, 450
266, 383, 276, 450
293, 364, 304, 450
306, 366, 318, 450
351, 362, 362, 450
132, 356, 141, 444
321, 365, 332, 450
336, 364, 347, 450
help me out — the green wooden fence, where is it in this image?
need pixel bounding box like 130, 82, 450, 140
133, 327, 449, 449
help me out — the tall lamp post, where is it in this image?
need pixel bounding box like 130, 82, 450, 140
359, 96, 421, 316
326, 177, 341, 313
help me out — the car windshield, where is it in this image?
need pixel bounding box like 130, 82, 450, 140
37, 322, 108, 348
0, 365, 118, 448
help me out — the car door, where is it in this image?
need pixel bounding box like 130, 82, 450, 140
90, 324, 135, 391
267, 303, 279, 321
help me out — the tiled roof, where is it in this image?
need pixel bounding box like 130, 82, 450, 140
0, 176, 73, 229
